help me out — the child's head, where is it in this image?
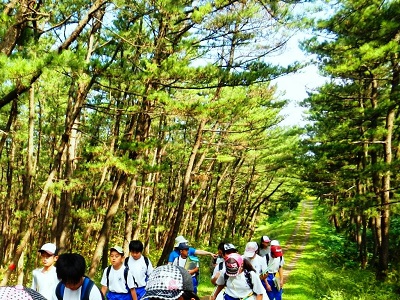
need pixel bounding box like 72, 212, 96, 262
174, 236, 188, 249
260, 236, 271, 249
110, 246, 125, 267
217, 241, 227, 257
243, 241, 258, 259
222, 243, 238, 258
38, 243, 58, 268
225, 253, 243, 276
270, 240, 283, 258
55, 253, 86, 290
178, 242, 189, 259
129, 240, 143, 260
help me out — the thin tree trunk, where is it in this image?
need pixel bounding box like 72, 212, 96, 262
88, 172, 128, 277
158, 119, 207, 265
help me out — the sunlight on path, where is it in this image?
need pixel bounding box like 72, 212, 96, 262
282, 200, 314, 284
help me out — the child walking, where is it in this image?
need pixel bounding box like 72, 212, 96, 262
173, 242, 200, 294
101, 246, 137, 300
31, 243, 59, 300
53, 253, 104, 300
125, 240, 153, 300
211, 253, 264, 300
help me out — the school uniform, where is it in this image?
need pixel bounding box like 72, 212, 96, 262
215, 271, 265, 300
51, 283, 103, 300
100, 265, 136, 300
31, 266, 59, 300
258, 247, 270, 257
173, 255, 199, 293
265, 255, 284, 300
168, 247, 196, 263
211, 260, 226, 300
126, 256, 153, 300
247, 255, 268, 278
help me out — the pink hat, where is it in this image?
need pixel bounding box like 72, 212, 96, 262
225, 253, 243, 277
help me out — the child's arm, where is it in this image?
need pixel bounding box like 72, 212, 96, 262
101, 285, 107, 297
255, 294, 263, 300
188, 266, 199, 276
210, 285, 224, 300
130, 288, 138, 300
278, 266, 284, 287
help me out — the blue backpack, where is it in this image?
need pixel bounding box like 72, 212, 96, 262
55, 276, 103, 300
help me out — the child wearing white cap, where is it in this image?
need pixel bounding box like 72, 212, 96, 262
101, 246, 137, 300
31, 243, 59, 300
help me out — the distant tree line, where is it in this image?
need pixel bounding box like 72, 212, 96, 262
301, 0, 400, 282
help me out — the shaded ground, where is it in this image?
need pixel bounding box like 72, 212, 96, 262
282, 199, 313, 284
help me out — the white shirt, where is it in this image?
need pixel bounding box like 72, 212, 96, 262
258, 247, 270, 257
51, 281, 103, 300
247, 254, 268, 276
266, 255, 284, 273
31, 266, 59, 300
126, 256, 153, 287
216, 271, 265, 298
100, 265, 136, 293
212, 261, 226, 280
173, 256, 199, 277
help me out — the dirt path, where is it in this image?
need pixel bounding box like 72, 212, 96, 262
282, 199, 313, 284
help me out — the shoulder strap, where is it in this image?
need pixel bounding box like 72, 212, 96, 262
144, 256, 149, 269
218, 261, 224, 271
81, 276, 94, 300
54, 277, 96, 300
124, 266, 129, 284
265, 254, 270, 265
106, 266, 112, 287
125, 257, 129, 267
55, 281, 65, 300
244, 270, 253, 290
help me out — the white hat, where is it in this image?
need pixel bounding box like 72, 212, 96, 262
110, 246, 124, 255
38, 243, 57, 255
174, 235, 188, 247
262, 236, 271, 243
270, 240, 280, 246
243, 241, 258, 257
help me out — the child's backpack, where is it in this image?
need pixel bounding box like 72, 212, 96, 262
55, 276, 103, 300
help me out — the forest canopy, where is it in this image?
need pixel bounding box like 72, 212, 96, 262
0, 0, 304, 285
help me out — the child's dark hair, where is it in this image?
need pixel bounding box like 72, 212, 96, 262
129, 240, 144, 252
217, 241, 226, 252
242, 258, 256, 273
55, 253, 86, 285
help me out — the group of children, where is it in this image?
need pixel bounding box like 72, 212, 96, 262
31, 240, 153, 300
29, 235, 283, 300
210, 236, 284, 300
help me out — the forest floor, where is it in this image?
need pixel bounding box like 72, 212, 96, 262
281, 199, 313, 285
